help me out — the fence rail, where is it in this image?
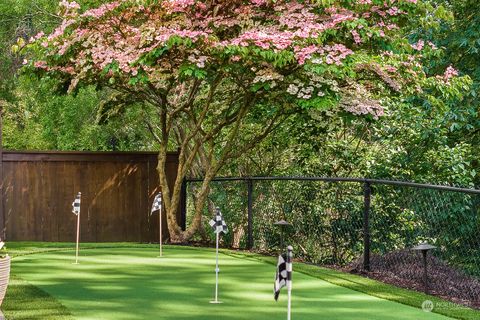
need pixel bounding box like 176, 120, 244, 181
182, 176, 480, 307
185, 176, 480, 194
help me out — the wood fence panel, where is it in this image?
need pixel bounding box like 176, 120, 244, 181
2, 151, 179, 242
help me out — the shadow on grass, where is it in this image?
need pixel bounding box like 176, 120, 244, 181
7, 247, 456, 320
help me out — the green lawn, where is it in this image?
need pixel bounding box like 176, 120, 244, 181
2, 243, 478, 319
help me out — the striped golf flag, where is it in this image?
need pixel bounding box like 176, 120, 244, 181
274, 248, 292, 301
151, 193, 162, 214
72, 192, 81, 216
274, 253, 288, 301
209, 207, 228, 234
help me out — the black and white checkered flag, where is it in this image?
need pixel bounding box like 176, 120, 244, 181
72, 192, 81, 216
274, 253, 287, 301
274, 247, 292, 301
209, 207, 228, 234
151, 193, 162, 214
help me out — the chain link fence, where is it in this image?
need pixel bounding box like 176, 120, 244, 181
183, 177, 480, 307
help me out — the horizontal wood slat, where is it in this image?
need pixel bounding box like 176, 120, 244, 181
2, 150, 179, 243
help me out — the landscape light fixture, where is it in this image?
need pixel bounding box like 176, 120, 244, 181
274, 220, 291, 252
412, 242, 437, 293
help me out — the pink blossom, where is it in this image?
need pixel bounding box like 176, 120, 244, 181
411, 40, 424, 51
59, 0, 80, 11
385, 66, 397, 73
325, 7, 338, 14
34, 31, 45, 40
344, 101, 384, 119
34, 61, 48, 69
382, 50, 394, 57
164, 0, 195, 13
386, 7, 401, 16
294, 43, 353, 65
331, 12, 355, 24
31, 0, 422, 98
443, 66, 458, 82
188, 55, 208, 68
59, 0, 80, 18
351, 29, 362, 44
82, 1, 120, 18
227, 29, 293, 50
386, 24, 398, 30
61, 66, 75, 74
47, 19, 75, 41
251, 0, 267, 5
294, 45, 319, 65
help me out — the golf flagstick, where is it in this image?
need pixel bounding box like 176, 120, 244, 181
159, 204, 162, 257
287, 245, 293, 320
209, 207, 228, 304
75, 207, 80, 264
151, 193, 163, 257
212, 231, 220, 303
72, 192, 81, 264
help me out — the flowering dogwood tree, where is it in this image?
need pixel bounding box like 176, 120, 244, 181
25, 0, 466, 241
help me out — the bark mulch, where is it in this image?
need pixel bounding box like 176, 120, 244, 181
345, 249, 480, 309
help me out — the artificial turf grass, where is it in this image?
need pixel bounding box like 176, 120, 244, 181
6, 244, 459, 320
2, 276, 73, 320
6, 241, 154, 257
223, 250, 480, 320
5, 243, 480, 319
4, 242, 152, 320
5, 242, 480, 320
4, 242, 480, 319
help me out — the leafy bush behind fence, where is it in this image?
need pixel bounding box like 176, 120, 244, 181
185, 178, 480, 278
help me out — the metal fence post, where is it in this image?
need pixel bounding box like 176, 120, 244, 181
247, 178, 253, 250
180, 178, 187, 231
363, 181, 371, 271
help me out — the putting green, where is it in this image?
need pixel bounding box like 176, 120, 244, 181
10, 246, 452, 320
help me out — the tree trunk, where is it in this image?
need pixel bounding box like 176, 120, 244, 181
154, 92, 262, 243
156, 143, 217, 243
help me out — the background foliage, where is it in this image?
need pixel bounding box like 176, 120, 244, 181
0, 0, 478, 308
0, 0, 153, 151
0, 0, 477, 186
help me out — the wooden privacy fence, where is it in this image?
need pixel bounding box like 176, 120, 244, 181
0, 150, 180, 242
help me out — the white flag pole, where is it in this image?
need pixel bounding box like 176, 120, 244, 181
74, 192, 81, 265
210, 231, 221, 303
287, 245, 293, 320
287, 290, 291, 320
215, 231, 219, 301
159, 205, 162, 257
